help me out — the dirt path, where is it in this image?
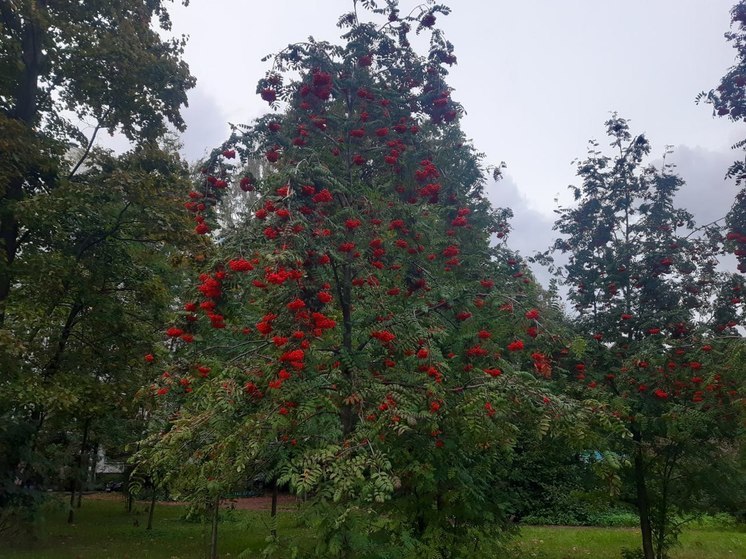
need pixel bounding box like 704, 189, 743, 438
221, 495, 299, 511
86, 491, 300, 511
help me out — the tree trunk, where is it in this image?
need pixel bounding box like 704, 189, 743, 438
147, 487, 156, 530
209, 496, 220, 559
13, 2, 44, 125
270, 479, 278, 538
654, 451, 675, 559
335, 262, 356, 437
633, 430, 655, 559
67, 478, 76, 524
67, 418, 90, 523
126, 479, 134, 514
43, 300, 84, 378
0, 0, 45, 327
0, 179, 21, 327
76, 434, 92, 509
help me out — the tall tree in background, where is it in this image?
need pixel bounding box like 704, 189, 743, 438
0, 0, 194, 321
138, 2, 601, 557
0, 0, 195, 530
547, 116, 744, 559
701, 0, 746, 273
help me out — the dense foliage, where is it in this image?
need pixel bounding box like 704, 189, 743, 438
135, 3, 607, 558
545, 116, 744, 559
1, 1, 744, 558
0, 0, 194, 530
701, 0, 746, 273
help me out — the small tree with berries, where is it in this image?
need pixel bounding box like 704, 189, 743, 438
138, 3, 599, 557
546, 116, 744, 559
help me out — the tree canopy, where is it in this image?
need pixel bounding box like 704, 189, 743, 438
1, 0, 195, 529
1, 2, 744, 558
135, 3, 604, 557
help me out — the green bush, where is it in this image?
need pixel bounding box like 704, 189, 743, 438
522, 505, 639, 528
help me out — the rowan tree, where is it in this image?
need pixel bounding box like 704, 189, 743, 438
700, 0, 746, 273
547, 116, 744, 559
700, 6, 746, 508
138, 2, 604, 558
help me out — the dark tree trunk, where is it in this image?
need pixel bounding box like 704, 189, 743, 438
43, 301, 84, 378
0, 0, 45, 327
270, 479, 278, 538
13, 2, 44, 125
209, 496, 220, 559
334, 262, 356, 436
127, 490, 134, 513
633, 428, 655, 559
67, 418, 90, 524
0, 181, 20, 327
76, 435, 92, 509
66, 478, 76, 524
147, 487, 156, 530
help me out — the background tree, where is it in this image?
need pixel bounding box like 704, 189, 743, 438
0, 0, 195, 530
700, 0, 746, 273
138, 2, 604, 558
0, 0, 194, 320
699, 5, 746, 523
547, 115, 744, 559
0, 142, 193, 530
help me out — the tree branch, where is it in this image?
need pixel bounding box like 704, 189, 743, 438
68, 114, 109, 180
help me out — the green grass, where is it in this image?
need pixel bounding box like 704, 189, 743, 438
3, 497, 300, 559
516, 525, 746, 559
3, 497, 745, 559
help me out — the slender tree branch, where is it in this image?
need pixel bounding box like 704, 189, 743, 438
68, 114, 108, 180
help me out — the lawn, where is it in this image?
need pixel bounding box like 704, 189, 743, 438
2, 496, 299, 559
3, 496, 745, 559
517, 525, 746, 559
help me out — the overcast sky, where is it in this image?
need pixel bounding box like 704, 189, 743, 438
151, 0, 743, 285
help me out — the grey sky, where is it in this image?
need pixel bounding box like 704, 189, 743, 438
160, 0, 742, 282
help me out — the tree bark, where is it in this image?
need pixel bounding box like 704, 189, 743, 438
270, 479, 278, 538
43, 301, 84, 378
127, 490, 134, 513
209, 496, 220, 559
76, 431, 92, 509
67, 478, 76, 524
0, 0, 45, 327
13, 2, 44, 125
76, 484, 84, 509
0, 181, 21, 327
146, 486, 156, 530
633, 428, 655, 559
336, 262, 356, 436
67, 418, 90, 524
